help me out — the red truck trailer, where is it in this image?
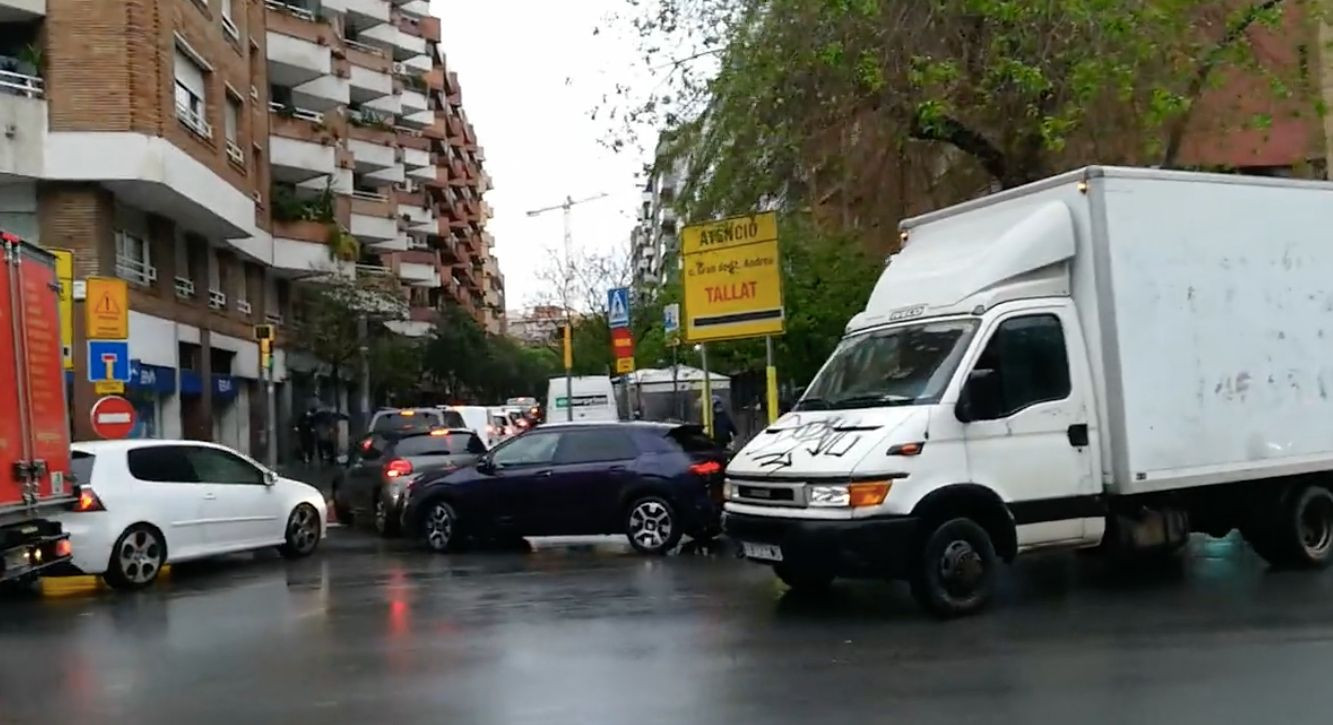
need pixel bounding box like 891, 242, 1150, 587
0, 233, 73, 584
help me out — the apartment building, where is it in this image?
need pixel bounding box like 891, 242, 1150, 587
630, 137, 685, 297
0, 0, 500, 459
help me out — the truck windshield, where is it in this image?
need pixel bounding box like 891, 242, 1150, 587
797, 319, 979, 410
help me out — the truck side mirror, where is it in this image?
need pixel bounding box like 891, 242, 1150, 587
956, 368, 1001, 423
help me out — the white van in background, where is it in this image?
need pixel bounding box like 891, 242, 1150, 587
442, 405, 494, 448
546, 376, 619, 423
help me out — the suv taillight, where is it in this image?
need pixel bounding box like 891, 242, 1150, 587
689, 460, 723, 477
72, 487, 106, 512
384, 459, 414, 478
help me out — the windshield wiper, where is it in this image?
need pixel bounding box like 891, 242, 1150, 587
794, 397, 831, 410
831, 393, 916, 409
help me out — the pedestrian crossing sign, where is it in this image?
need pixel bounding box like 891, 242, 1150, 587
607, 287, 630, 329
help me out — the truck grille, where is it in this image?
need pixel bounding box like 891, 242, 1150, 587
728, 479, 806, 507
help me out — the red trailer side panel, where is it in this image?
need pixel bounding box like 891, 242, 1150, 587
17, 244, 71, 499
0, 246, 21, 508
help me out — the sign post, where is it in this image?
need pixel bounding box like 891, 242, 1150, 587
51, 249, 73, 370
563, 322, 573, 422
664, 303, 680, 419
255, 325, 277, 468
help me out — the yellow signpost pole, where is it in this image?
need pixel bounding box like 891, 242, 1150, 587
562, 322, 573, 422
766, 336, 778, 424
700, 343, 712, 437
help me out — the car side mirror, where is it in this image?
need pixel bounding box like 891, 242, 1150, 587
264, 469, 279, 487
477, 457, 496, 474
956, 368, 1001, 423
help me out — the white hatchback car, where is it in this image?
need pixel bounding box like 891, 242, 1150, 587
54, 440, 327, 589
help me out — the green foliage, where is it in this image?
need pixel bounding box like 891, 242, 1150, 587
424, 303, 559, 401
271, 184, 336, 223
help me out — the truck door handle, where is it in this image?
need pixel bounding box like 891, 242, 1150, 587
1067, 424, 1089, 447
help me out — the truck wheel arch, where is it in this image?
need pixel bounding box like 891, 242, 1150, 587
910, 484, 1017, 562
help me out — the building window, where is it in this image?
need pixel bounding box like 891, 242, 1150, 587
220, 0, 240, 40
174, 46, 211, 140
224, 93, 243, 166
115, 230, 156, 287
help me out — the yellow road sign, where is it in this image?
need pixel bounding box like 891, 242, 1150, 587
615, 357, 635, 374
85, 277, 129, 340
681, 211, 783, 342
94, 381, 125, 395
51, 249, 73, 370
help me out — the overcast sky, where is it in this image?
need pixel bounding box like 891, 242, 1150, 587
435, 0, 653, 311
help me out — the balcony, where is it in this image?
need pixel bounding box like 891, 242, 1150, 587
269, 122, 335, 184
292, 74, 349, 111
349, 63, 391, 102
365, 163, 404, 185
348, 138, 394, 171
399, 88, 428, 115
399, 260, 438, 286
265, 13, 333, 89
363, 93, 401, 116
0, 66, 44, 181
273, 237, 353, 277
401, 146, 430, 169
360, 23, 425, 60
326, 0, 389, 27
399, 0, 429, 16
398, 202, 433, 231
0, 1, 44, 19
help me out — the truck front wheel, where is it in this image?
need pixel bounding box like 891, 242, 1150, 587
910, 517, 999, 618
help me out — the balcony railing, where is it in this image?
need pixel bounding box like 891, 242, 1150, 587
237, 299, 253, 315
174, 277, 196, 299
115, 254, 158, 287
221, 15, 240, 41
343, 38, 385, 57
268, 101, 324, 124
208, 289, 227, 310
264, 0, 316, 22
175, 101, 212, 140
0, 69, 42, 99
351, 189, 388, 203
355, 263, 391, 277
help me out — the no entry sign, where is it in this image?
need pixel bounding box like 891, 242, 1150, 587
90, 395, 136, 440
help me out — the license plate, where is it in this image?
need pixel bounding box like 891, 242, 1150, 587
741, 541, 784, 562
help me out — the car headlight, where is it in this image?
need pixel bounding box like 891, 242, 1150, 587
808, 482, 893, 508
723, 482, 736, 500
808, 485, 850, 507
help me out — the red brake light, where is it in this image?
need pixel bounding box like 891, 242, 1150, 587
360, 438, 374, 452
384, 459, 414, 478
73, 488, 105, 512
689, 461, 723, 477
55, 538, 73, 558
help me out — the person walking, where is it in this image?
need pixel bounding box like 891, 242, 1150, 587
711, 396, 737, 451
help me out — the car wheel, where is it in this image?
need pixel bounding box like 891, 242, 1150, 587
104, 524, 166, 590
909, 517, 999, 618
372, 494, 400, 538
774, 563, 835, 593
625, 496, 682, 555
280, 504, 321, 558
423, 499, 458, 553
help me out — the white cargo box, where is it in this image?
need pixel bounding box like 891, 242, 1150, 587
896, 167, 1333, 496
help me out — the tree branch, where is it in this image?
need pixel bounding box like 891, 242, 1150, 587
909, 111, 1008, 184
1161, 0, 1286, 167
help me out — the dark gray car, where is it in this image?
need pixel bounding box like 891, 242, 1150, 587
332, 429, 487, 536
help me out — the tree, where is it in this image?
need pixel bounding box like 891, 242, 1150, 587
289, 274, 409, 412
606, 0, 1316, 245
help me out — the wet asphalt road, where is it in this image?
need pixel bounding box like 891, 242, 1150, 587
4, 529, 1333, 724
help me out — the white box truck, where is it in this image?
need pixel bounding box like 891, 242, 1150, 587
724, 166, 1333, 616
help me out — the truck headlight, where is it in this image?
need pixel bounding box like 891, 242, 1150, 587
809, 485, 850, 507
723, 482, 735, 500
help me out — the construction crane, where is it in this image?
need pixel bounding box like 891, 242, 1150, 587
525, 192, 611, 420
524, 192, 611, 260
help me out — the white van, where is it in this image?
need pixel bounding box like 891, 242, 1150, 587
442, 405, 493, 448
725, 167, 1333, 617
546, 376, 619, 423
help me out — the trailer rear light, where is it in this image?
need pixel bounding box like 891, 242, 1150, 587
384, 459, 414, 478
55, 538, 72, 558
689, 460, 723, 477
72, 488, 105, 512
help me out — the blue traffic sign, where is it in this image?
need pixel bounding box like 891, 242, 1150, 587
607, 287, 631, 328
87, 340, 131, 383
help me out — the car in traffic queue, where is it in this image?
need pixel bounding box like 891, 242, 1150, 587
368, 407, 466, 437
402, 422, 726, 555
52, 440, 327, 590
332, 428, 488, 536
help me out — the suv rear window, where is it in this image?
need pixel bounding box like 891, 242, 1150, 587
395, 432, 485, 456
372, 410, 443, 433
666, 426, 718, 453
440, 410, 466, 428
